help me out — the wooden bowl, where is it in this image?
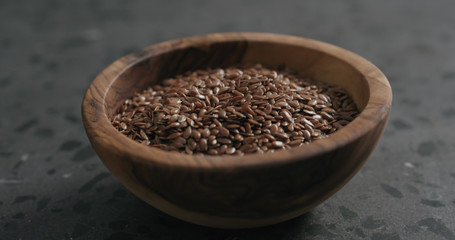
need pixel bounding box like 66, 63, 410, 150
82, 33, 392, 228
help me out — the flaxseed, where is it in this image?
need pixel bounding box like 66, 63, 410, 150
111, 64, 359, 155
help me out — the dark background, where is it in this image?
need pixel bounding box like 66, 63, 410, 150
1, 0, 455, 239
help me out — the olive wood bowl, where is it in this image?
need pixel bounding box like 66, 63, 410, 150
82, 32, 392, 229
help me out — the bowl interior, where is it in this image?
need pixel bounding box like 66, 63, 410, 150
104, 38, 369, 120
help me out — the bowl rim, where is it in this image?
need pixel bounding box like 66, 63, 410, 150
82, 32, 392, 171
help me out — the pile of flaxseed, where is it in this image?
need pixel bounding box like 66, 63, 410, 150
111, 64, 358, 155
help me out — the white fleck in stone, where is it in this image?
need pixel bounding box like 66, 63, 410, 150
20, 154, 29, 161
62, 173, 72, 178
404, 162, 415, 168
0, 179, 25, 184
427, 192, 442, 200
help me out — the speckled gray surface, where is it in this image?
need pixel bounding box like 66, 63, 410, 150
1, 0, 455, 239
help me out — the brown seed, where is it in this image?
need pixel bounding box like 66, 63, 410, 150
186, 139, 195, 150
218, 110, 227, 118
219, 126, 230, 137
211, 128, 220, 136
301, 118, 314, 127
182, 127, 192, 139
212, 96, 220, 105
169, 114, 178, 123
264, 104, 273, 114
132, 121, 145, 127
213, 118, 222, 127
186, 117, 195, 127
313, 122, 323, 129
319, 94, 329, 102
302, 105, 315, 111
234, 134, 244, 141
184, 146, 193, 154
232, 89, 244, 96
243, 137, 257, 144
168, 122, 181, 128
207, 149, 218, 155
192, 129, 201, 140
287, 123, 295, 131
174, 137, 186, 145
281, 109, 293, 122
303, 109, 316, 115
242, 103, 255, 116
245, 122, 252, 133
263, 120, 272, 128
320, 112, 334, 120
271, 141, 284, 148
171, 141, 185, 149
288, 139, 302, 146
218, 145, 228, 154
322, 107, 336, 114
177, 115, 187, 122
170, 108, 180, 114
288, 100, 300, 108
139, 130, 148, 140
233, 111, 246, 118
311, 131, 321, 137
218, 138, 232, 144
274, 132, 289, 140
248, 118, 261, 125
226, 106, 235, 113
239, 144, 253, 152
270, 124, 279, 134
308, 99, 318, 106
209, 138, 217, 146
200, 128, 211, 138
199, 108, 207, 118
276, 101, 288, 108
312, 114, 322, 120
255, 109, 267, 116
304, 122, 314, 130
302, 130, 311, 140
231, 95, 244, 101
264, 134, 276, 141
225, 147, 236, 154
245, 146, 259, 153
199, 138, 208, 152
168, 132, 181, 139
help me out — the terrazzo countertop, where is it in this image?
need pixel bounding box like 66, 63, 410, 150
1, 0, 454, 239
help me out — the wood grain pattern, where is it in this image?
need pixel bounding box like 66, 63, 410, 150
82, 32, 392, 228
